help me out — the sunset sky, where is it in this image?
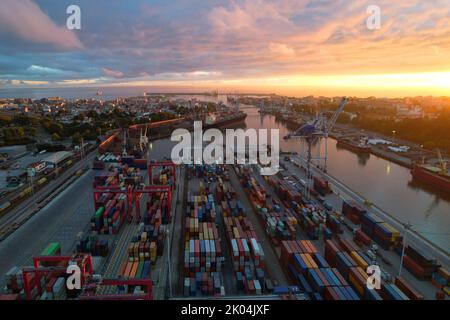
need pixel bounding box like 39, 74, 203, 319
1, 0, 450, 97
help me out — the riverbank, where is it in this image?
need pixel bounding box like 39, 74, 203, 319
273, 111, 442, 171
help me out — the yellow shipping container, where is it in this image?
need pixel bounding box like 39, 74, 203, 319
233, 227, 240, 239
350, 251, 369, 270
349, 273, 364, 296
305, 254, 318, 269
23, 186, 33, 195
0, 201, 11, 212
384, 223, 400, 240
208, 227, 213, 240
150, 242, 157, 263
443, 287, 450, 296
300, 254, 311, 269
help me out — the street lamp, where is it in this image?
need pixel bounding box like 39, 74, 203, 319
398, 222, 413, 277
392, 130, 396, 140
166, 229, 172, 298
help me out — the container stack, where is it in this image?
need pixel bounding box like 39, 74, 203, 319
325, 214, 343, 235
76, 235, 109, 257
256, 206, 297, 242
431, 267, 449, 295
280, 240, 360, 300
245, 177, 267, 207
93, 172, 119, 188
121, 156, 147, 170
5, 267, 23, 296
118, 219, 163, 279
313, 177, 332, 196
297, 206, 326, 239
403, 245, 440, 280
267, 176, 302, 204
145, 192, 170, 225
187, 164, 228, 180
186, 192, 217, 222
183, 190, 225, 297
218, 179, 268, 295
119, 260, 152, 279
353, 229, 372, 246
379, 283, 410, 300
91, 193, 127, 234
215, 178, 237, 203
51, 278, 67, 300
360, 213, 401, 250
394, 277, 424, 300
152, 166, 175, 187
129, 230, 161, 264
342, 200, 367, 224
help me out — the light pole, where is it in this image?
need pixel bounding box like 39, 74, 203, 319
166, 229, 172, 298
392, 130, 396, 140
398, 222, 412, 277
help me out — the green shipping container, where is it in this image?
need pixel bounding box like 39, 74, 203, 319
136, 261, 144, 279
41, 242, 61, 256
95, 207, 105, 218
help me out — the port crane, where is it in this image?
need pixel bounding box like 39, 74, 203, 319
139, 125, 149, 152
285, 97, 348, 189
437, 149, 447, 174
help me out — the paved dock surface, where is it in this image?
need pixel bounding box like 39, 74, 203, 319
0, 169, 96, 288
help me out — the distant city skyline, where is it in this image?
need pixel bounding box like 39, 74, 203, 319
1, 0, 450, 97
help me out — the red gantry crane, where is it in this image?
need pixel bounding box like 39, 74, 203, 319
133, 185, 172, 223
148, 161, 177, 187
23, 253, 94, 300
93, 186, 133, 222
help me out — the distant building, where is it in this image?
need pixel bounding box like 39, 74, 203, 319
6, 169, 27, 185
396, 105, 423, 119
41, 151, 72, 168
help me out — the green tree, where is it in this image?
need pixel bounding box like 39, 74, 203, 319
51, 133, 61, 141
0, 115, 12, 126
17, 127, 25, 139
28, 127, 37, 137
72, 132, 82, 144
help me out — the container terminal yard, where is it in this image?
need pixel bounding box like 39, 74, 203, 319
0, 101, 448, 301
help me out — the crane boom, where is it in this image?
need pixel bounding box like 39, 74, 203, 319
326, 97, 348, 134
436, 149, 447, 173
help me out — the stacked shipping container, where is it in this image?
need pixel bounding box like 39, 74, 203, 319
183, 188, 225, 297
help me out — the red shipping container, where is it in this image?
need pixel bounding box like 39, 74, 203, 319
354, 229, 372, 246
394, 277, 424, 300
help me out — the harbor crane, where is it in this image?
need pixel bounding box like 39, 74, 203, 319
139, 125, 148, 151
436, 149, 447, 174
285, 97, 348, 180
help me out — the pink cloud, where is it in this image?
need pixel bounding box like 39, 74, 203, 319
0, 0, 83, 49
102, 67, 125, 79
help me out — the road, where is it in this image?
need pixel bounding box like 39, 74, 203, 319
0, 151, 97, 240
228, 166, 288, 287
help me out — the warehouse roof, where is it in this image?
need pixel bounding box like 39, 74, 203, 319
42, 151, 72, 165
